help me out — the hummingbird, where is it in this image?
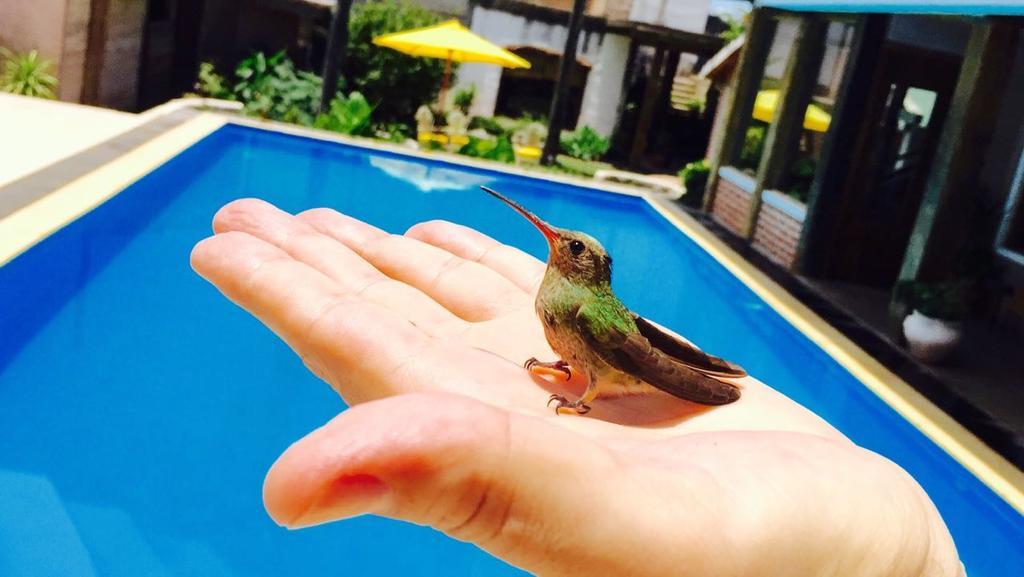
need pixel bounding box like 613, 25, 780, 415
481, 186, 746, 415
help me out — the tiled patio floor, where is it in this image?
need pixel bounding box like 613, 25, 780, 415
806, 280, 1024, 440
0, 93, 139, 188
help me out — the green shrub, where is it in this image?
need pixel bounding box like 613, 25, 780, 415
458, 135, 515, 163
678, 159, 710, 207
346, 1, 447, 123
195, 62, 232, 100
452, 84, 475, 114
719, 15, 745, 42
314, 91, 374, 136
197, 52, 323, 125
738, 123, 766, 171
0, 49, 58, 99
786, 157, 817, 203
233, 51, 322, 125
469, 115, 505, 136
373, 121, 411, 142
560, 126, 610, 161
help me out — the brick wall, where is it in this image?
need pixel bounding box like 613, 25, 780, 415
710, 177, 751, 236
752, 201, 803, 269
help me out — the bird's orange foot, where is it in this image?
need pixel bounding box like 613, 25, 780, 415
525, 358, 573, 380
547, 394, 591, 415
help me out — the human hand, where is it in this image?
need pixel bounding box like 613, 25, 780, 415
191, 199, 960, 577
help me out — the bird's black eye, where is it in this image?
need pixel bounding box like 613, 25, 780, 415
569, 239, 585, 256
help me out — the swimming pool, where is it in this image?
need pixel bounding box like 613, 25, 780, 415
1, 120, 1021, 576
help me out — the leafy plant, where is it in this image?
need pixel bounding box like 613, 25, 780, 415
314, 91, 374, 136
560, 126, 610, 161
895, 281, 969, 322
452, 84, 475, 114
678, 159, 710, 207
0, 49, 58, 99
738, 123, 766, 171
786, 157, 817, 203
373, 121, 411, 143
458, 135, 515, 163
195, 62, 232, 100
233, 51, 322, 125
346, 1, 447, 123
197, 51, 323, 125
719, 15, 745, 42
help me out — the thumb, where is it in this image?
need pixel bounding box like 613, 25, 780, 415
263, 392, 623, 574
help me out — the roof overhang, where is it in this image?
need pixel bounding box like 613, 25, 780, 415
756, 0, 1024, 16
477, 0, 726, 57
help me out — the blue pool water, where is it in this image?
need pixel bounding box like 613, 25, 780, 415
1, 124, 1021, 576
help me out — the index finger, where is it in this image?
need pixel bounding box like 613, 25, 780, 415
405, 220, 547, 293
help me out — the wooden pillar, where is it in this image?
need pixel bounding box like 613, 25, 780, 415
171, 0, 207, 98
629, 47, 667, 168
82, 0, 112, 104
896, 20, 1020, 284
743, 16, 828, 239
613, 40, 639, 125
795, 14, 888, 275
320, 0, 355, 112
703, 8, 777, 211
541, 0, 588, 165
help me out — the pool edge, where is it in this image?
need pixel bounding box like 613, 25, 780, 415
0, 112, 226, 268
646, 197, 1024, 515
2, 109, 1020, 516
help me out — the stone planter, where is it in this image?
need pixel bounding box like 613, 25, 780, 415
902, 310, 963, 363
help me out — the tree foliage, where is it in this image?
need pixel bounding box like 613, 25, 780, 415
345, 1, 448, 123
560, 126, 610, 161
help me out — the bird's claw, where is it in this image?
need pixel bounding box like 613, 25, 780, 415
526, 358, 573, 380
547, 394, 591, 415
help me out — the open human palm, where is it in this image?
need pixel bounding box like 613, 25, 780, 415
191, 198, 959, 577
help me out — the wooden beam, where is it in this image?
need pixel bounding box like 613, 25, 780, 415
541, 0, 588, 165
320, 0, 355, 113
743, 16, 828, 239
629, 47, 668, 168
82, 0, 112, 104
795, 14, 889, 275
703, 8, 777, 211
896, 20, 1020, 283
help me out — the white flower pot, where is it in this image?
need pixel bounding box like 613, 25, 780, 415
902, 310, 962, 364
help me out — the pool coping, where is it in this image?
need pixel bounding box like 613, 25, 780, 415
1, 107, 1022, 515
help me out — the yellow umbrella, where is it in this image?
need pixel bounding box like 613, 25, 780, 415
373, 20, 531, 110
752, 89, 831, 133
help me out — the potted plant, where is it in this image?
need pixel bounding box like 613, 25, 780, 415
415, 105, 435, 149
445, 109, 470, 152
512, 122, 546, 165
896, 280, 968, 363
677, 159, 710, 208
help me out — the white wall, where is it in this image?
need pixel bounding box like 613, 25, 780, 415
454, 5, 604, 117
577, 33, 630, 135
629, 0, 710, 33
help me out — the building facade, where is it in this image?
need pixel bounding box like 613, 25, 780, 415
702, 2, 1024, 332
454, 0, 725, 168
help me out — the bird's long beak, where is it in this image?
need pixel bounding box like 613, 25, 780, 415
481, 186, 559, 246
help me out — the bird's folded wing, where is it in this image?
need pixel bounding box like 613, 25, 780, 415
631, 313, 747, 378
576, 307, 741, 405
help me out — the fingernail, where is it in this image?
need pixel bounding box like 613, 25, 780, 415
287, 474, 389, 529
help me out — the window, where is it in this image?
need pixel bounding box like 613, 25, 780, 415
731, 16, 799, 173
777, 19, 856, 203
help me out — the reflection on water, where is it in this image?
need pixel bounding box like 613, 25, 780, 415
369, 156, 492, 192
